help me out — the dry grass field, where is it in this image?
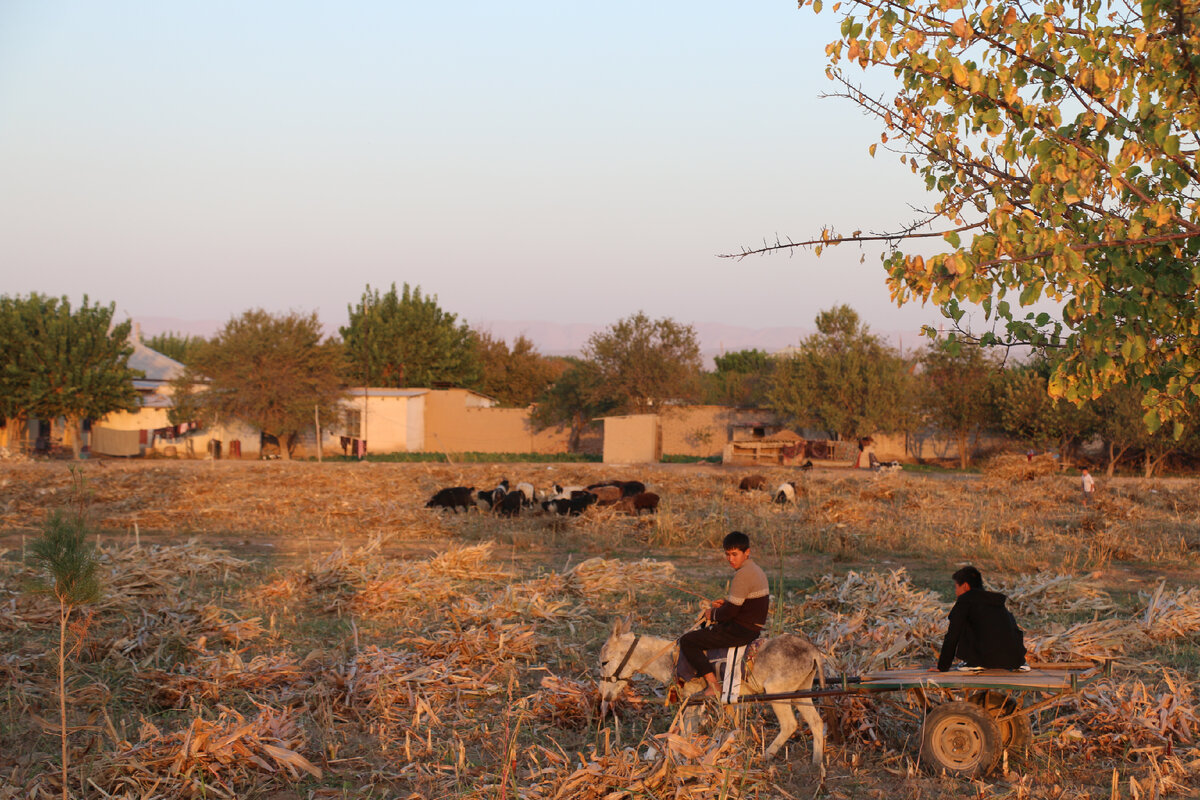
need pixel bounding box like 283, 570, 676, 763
1, 458, 1199, 799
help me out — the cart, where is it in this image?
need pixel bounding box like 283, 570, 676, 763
720, 662, 1107, 777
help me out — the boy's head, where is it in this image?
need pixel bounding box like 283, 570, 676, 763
722, 531, 750, 552
952, 565, 983, 593
722, 531, 751, 569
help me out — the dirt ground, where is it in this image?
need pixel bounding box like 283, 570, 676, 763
1, 459, 1198, 799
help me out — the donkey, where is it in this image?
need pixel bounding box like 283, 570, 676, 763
598, 618, 825, 769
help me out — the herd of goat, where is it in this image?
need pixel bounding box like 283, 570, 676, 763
424, 479, 659, 517
423, 467, 839, 520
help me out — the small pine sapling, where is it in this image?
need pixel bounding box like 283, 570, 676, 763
28, 469, 101, 800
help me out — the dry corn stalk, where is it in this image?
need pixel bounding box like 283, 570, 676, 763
994, 572, 1116, 617
97, 705, 320, 798
565, 557, 677, 597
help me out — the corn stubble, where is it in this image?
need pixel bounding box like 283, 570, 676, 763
1, 459, 1199, 798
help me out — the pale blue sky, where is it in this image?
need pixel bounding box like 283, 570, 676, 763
0, 1, 954, 342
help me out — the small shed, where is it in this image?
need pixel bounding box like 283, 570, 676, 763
599, 414, 662, 464
723, 429, 807, 466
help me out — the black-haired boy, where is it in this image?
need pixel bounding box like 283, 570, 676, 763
679, 531, 770, 697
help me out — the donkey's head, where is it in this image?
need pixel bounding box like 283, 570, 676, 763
598, 617, 637, 715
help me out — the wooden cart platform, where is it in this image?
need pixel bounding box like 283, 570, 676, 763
723, 662, 1106, 777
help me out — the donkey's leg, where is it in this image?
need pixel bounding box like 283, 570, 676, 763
765, 699, 798, 757
795, 697, 825, 771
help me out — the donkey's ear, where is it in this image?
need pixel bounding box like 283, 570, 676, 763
610, 617, 623, 637
619, 616, 632, 635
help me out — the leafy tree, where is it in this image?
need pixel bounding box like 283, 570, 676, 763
740, 0, 1200, 431
918, 342, 1000, 469
341, 283, 479, 388
705, 349, 775, 407
1092, 383, 1150, 476
531, 357, 617, 451
172, 309, 344, 459
767, 305, 913, 438
995, 363, 1098, 467
1094, 383, 1200, 476
145, 331, 207, 365
471, 331, 566, 407
583, 312, 703, 414
0, 294, 140, 457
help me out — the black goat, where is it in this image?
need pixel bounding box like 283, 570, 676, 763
426, 486, 475, 513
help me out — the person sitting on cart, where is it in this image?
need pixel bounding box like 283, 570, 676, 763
678, 531, 770, 697
934, 565, 1028, 672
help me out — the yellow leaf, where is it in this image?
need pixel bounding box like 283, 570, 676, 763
869, 143, 878, 157
952, 62, 968, 86
873, 40, 888, 60
952, 18, 969, 39
1093, 69, 1110, 92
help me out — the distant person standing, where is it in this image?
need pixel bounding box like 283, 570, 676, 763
1081, 468, 1096, 507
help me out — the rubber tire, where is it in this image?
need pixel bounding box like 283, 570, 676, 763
921, 700, 1003, 777
970, 690, 1032, 756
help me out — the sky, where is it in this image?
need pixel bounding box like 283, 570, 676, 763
0, 1, 959, 347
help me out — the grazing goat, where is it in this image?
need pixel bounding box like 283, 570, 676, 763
476, 485, 508, 511
739, 474, 768, 491
515, 482, 536, 507
799, 460, 814, 472
551, 483, 586, 500
617, 491, 660, 515
542, 493, 597, 516
589, 485, 622, 506
494, 490, 524, 517
773, 482, 797, 504
587, 480, 645, 498
425, 486, 475, 512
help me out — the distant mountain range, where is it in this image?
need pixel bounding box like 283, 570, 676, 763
135, 316, 933, 366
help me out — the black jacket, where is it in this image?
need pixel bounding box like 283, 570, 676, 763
937, 588, 1026, 671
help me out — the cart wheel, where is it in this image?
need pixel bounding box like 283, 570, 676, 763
970, 690, 1032, 755
921, 701, 1002, 777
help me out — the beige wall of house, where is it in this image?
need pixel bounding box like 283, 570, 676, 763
341, 390, 427, 453
601, 414, 661, 464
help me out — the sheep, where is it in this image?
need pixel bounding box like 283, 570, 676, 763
515, 482, 536, 507
799, 460, 814, 472
425, 486, 475, 513
739, 474, 768, 491
494, 490, 524, 517
542, 492, 598, 516
551, 483, 586, 500
617, 491, 660, 515
773, 482, 797, 504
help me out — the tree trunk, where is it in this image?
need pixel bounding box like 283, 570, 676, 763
58, 602, 69, 800
65, 416, 84, 459
957, 428, 970, 471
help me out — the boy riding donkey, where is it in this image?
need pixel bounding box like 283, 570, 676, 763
678, 531, 770, 699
